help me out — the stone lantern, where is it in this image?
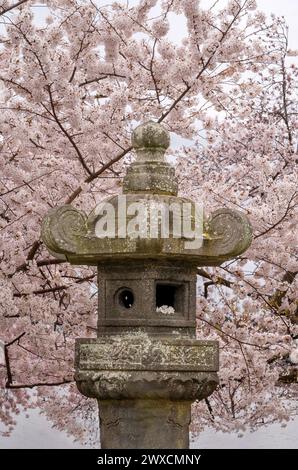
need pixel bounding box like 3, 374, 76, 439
41, 122, 252, 449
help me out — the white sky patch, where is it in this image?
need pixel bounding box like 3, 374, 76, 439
0, 340, 5, 365
258, 0, 298, 49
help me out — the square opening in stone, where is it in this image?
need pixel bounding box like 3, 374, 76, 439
155, 282, 185, 313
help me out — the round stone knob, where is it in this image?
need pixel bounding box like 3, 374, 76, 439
132, 121, 170, 150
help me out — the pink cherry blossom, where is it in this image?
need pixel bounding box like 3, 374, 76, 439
0, 0, 297, 446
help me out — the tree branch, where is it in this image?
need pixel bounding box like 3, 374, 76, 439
11, 258, 64, 276
158, 1, 246, 123
47, 85, 93, 176
3, 332, 74, 389
0, 76, 32, 96
6, 379, 74, 389
65, 145, 132, 204
79, 72, 126, 87
197, 316, 269, 350
0, 0, 28, 16
254, 191, 297, 239
4, 332, 26, 387
149, 39, 160, 104
13, 274, 95, 297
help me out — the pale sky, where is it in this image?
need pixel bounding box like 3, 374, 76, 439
258, 0, 298, 48
1, 0, 297, 450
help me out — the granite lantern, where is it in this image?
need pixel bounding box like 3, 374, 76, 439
41, 121, 252, 449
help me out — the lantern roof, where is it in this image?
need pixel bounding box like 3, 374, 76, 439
41, 122, 252, 266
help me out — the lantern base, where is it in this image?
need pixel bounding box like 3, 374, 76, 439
98, 399, 191, 449
75, 334, 219, 449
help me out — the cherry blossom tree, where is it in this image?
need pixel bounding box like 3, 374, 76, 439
177, 19, 298, 434
0, 0, 297, 444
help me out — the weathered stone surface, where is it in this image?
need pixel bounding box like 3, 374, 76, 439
41, 204, 86, 258
96, 261, 197, 333
41, 201, 252, 265
76, 370, 218, 401
76, 335, 218, 372
124, 121, 177, 195
204, 207, 252, 261
98, 399, 191, 449
132, 120, 170, 150
75, 334, 219, 403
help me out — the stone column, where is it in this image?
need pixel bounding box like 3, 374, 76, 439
98, 400, 191, 449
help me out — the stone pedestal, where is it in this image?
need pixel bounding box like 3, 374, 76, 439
75, 334, 219, 449
98, 400, 191, 449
